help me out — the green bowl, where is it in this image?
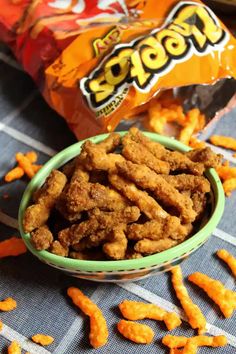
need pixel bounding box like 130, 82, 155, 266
18, 132, 225, 282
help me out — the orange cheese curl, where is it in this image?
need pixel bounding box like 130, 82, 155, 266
117, 319, 154, 344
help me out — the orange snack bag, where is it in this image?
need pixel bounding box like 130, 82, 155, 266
0, 1, 236, 139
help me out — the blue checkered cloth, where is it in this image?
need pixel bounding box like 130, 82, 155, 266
0, 43, 236, 354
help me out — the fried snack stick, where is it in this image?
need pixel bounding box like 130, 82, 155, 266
31, 225, 53, 251
50, 241, 69, 257
217, 249, 236, 277
67, 287, 108, 348
119, 300, 181, 331
128, 219, 192, 241
23, 170, 67, 232
59, 206, 140, 246
4, 167, 24, 182
162, 334, 227, 349
122, 136, 170, 175
31, 334, 54, 346
117, 161, 196, 223
210, 135, 236, 150
191, 192, 207, 220
135, 238, 177, 255
8, 341, 21, 354
0, 237, 27, 258
162, 175, 210, 193
171, 266, 206, 334
189, 272, 236, 318
109, 173, 168, 220
70, 250, 105, 260
0, 298, 17, 311
186, 147, 222, 169
72, 230, 109, 251
117, 320, 154, 344
61, 179, 128, 214
80, 139, 124, 171
103, 225, 128, 260
223, 178, 236, 196
128, 127, 204, 175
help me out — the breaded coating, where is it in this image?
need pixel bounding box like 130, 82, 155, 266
117, 161, 196, 223
72, 230, 109, 251
61, 159, 76, 178
82, 140, 124, 171
31, 225, 53, 250
129, 127, 204, 175
61, 179, 128, 214
50, 240, 69, 257
23, 204, 50, 233
186, 147, 222, 169
134, 238, 177, 254
95, 132, 121, 152
128, 217, 191, 241
60, 206, 140, 246
88, 206, 140, 229
122, 136, 170, 174
125, 248, 143, 259
109, 173, 168, 219
103, 225, 128, 260
162, 174, 210, 193
191, 192, 207, 220
24, 170, 67, 233
69, 250, 105, 260
34, 170, 67, 208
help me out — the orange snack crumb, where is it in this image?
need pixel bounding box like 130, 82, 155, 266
117, 319, 154, 344
217, 249, 236, 278
4, 167, 24, 182
8, 341, 21, 354
216, 165, 236, 180
25, 151, 38, 164
179, 109, 200, 146
0, 320, 3, 331
189, 137, 206, 149
31, 334, 54, 346
188, 272, 236, 318
222, 178, 236, 196
67, 287, 108, 348
119, 300, 181, 331
162, 334, 227, 350
0, 237, 27, 258
171, 266, 206, 334
210, 135, 236, 150
0, 297, 17, 312
15, 152, 35, 179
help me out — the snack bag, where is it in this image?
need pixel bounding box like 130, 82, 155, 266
0, 0, 236, 139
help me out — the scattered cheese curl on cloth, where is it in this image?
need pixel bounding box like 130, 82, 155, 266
217, 249, 236, 277
170, 266, 206, 334
0, 297, 17, 311
188, 272, 236, 318
0, 237, 27, 258
162, 334, 227, 349
31, 334, 54, 346
210, 135, 236, 151
117, 320, 154, 344
67, 287, 108, 348
223, 178, 236, 196
119, 300, 181, 330
8, 341, 21, 354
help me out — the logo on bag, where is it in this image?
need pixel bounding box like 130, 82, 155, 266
80, 1, 229, 118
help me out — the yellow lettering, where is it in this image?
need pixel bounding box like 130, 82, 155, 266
157, 29, 188, 57
104, 48, 133, 86
139, 36, 168, 71
130, 50, 151, 87
88, 73, 115, 104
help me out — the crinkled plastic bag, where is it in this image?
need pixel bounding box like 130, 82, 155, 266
0, 0, 236, 139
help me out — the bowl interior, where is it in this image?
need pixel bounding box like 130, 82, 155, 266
18, 132, 225, 273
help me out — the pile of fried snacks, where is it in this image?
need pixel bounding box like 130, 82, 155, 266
4, 248, 236, 351
23, 128, 222, 260
4, 151, 42, 182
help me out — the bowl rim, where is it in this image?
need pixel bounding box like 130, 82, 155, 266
18, 131, 225, 273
